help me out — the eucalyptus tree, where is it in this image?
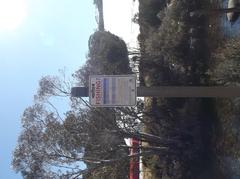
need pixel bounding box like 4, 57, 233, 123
12, 29, 185, 178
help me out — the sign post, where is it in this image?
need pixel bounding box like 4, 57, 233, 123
89, 75, 137, 107
71, 75, 240, 107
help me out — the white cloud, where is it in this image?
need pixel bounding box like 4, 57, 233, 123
103, 0, 139, 48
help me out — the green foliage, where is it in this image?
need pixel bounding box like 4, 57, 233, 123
12, 73, 145, 178
35, 69, 72, 102
12, 104, 61, 178
139, 1, 195, 87
210, 38, 240, 86
144, 2, 189, 64
209, 38, 240, 178
74, 31, 131, 86
12, 102, 130, 178
137, 0, 216, 178
137, 0, 166, 51
139, 0, 210, 87
12, 72, 170, 179
138, 0, 166, 27
12, 28, 144, 178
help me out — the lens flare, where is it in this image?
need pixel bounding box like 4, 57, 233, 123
0, 0, 27, 31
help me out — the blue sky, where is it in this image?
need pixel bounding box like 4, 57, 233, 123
0, 0, 96, 178
0, 0, 139, 178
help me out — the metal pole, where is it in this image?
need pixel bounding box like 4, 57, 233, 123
71, 86, 240, 98
137, 86, 240, 98
71, 87, 89, 97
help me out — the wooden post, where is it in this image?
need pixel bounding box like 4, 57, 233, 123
71, 86, 240, 98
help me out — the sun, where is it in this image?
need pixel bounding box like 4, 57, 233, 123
0, 0, 27, 31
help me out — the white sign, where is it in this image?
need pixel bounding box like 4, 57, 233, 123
89, 75, 137, 107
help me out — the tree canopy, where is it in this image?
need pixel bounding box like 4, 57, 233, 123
12, 31, 141, 179
12, 24, 190, 178
74, 31, 132, 86
12, 70, 184, 178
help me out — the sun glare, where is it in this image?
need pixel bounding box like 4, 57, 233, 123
0, 0, 27, 31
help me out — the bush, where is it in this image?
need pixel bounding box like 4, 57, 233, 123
210, 38, 240, 86
74, 31, 131, 86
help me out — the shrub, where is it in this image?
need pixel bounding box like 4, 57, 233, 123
210, 38, 240, 86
